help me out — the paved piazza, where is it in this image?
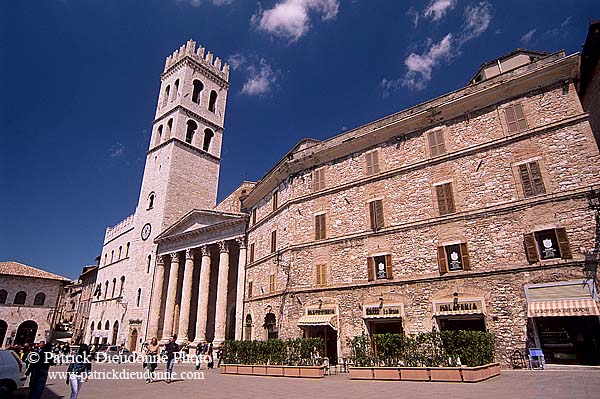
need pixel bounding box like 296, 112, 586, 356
13, 363, 600, 399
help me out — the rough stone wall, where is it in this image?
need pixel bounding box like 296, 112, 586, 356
214, 181, 256, 214
0, 276, 64, 345
581, 57, 600, 150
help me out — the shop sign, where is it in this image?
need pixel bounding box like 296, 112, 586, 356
435, 299, 483, 315
364, 305, 402, 318
307, 308, 336, 316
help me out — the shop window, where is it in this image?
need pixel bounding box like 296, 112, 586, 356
437, 243, 471, 274
269, 274, 275, 293
14, 291, 26, 305
505, 103, 528, 133
270, 231, 277, 253
523, 228, 572, 263
518, 161, 546, 197
315, 213, 327, 240
316, 264, 327, 286
367, 255, 393, 281
428, 129, 446, 157
313, 168, 326, 191
368, 199, 384, 231
247, 281, 253, 298
365, 151, 379, 175
249, 243, 255, 263
435, 182, 456, 215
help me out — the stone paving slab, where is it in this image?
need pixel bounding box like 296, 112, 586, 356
14, 363, 600, 399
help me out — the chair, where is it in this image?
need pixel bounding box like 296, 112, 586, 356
528, 348, 545, 370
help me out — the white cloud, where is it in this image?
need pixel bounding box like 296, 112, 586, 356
423, 0, 457, 22
384, 2, 493, 93
228, 54, 278, 96
520, 29, 536, 44
177, 0, 233, 6
459, 1, 492, 44
399, 34, 454, 91
252, 0, 340, 42
547, 16, 571, 36
406, 7, 420, 28
109, 143, 125, 158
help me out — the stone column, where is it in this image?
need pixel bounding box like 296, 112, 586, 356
177, 249, 195, 344
161, 252, 180, 341
213, 240, 230, 346
192, 245, 211, 345
147, 255, 165, 340
234, 238, 247, 340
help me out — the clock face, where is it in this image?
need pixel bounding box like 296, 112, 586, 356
141, 223, 152, 241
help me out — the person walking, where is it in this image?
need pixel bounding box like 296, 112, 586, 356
207, 343, 214, 369
66, 344, 92, 399
144, 337, 159, 383
164, 335, 179, 383
27, 342, 55, 399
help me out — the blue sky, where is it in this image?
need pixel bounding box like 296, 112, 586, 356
1, 0, 597, 279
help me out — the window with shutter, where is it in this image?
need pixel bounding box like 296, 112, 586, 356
366, 151, 380, 175
523, 233, 539, 263
269, 274, 275, 293
555, 228, 572, 259
367, 257, 375, 281
437, 246, 448, 274
316, 264, 327, 286
314, 168, 326, 191
428, 130, 446, 157
460, 243, 471, 271
436, 183, 456, 215
518, 161, 546, 197
505, 103, 527, 133
534, 229, 562, 260
385, 254, 393, 280
315, 214, 327, 240
271, 231, 277, 253
369, 200, 384, 230
249, 243, 255, 263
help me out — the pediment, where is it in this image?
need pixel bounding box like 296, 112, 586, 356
155, 209, 247, 242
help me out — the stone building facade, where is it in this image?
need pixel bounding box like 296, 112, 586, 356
579, 21, 600, 150
0, 261, 70, 347
241, 50, 600, 367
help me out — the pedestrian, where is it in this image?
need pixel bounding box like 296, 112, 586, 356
164, 335, 179, 383
27, 342, 55, 399
62, 343, 71, 365
207, 343, 214, 369
144, 337, 159, 383
66, 344, 92, 399
216, 348, 223, 368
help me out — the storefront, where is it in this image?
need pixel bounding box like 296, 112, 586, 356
526, 280, 600, 365
298, 305, 338, 365
433, 297, 487, 331
362, 301, 404, 335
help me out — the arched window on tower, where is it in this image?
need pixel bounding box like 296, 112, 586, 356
173, 79, 179, 101
111, 250, 114, 263
156, 125, 163, 146
162, 85, 170, 108
119, 276, 125, 297
104, 281, 109, 299
111, 278, 116, 297
34, 293, 45, 306
104, 254, 107, 266
192, 80, 204, 104
208, 90, 218, 112
126, 242, 130, 257
185, 120, 198, 144
147, 255, 151, 274
202, 129, 214, 152
148, 192, 155, 210
136, 288, 142, 307
118, 246, 122, 260
166, 118, 173, 140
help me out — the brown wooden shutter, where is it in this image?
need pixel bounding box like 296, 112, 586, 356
271, 231, 277, 253
369, 201, 377, 230
315, 215, 321, 240
366, 152, 373, 175
249, 243, 255, 263
321, 215, 327, 239
375, 200, 384, 229
436, 130, 446, 155
372, 151, 380, 173
445, 183, 455, 213
428, 131, 438, 157
529, 161, 546, 195
385, 254, 393, 279
519, 164, 534, 197
523, 233, 539, 263
555, 228, 572, 259
436, 185, 447, 215
514, 103, 527, 130
505, 105, 518, 133
460, 243, 471, 271
437, 246, 448, 274
367, 257, 375, 281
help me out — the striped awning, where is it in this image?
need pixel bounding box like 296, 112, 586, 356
297, 315, 337, 329
527, 299, 600, 317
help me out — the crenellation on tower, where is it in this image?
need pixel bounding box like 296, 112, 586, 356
163, 39, 229, 81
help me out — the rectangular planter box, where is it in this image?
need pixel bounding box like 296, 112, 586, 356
299, 366, 325, 378
348, 367, 374, 380
221, 364, 238, 374
253, 366, 267, 375
461, 363, 501, 382
237, 365, 253, 375
283, 367, 300, 378
266, 366, 285, 377
373, 368, 400, 380
400, 367, 430, 381
430, 367, 462, 382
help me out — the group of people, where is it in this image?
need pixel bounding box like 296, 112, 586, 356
5, 341, 92, 399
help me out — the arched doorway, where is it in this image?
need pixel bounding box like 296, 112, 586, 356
15, 320, 37, 345
112, 321, 119, 346
128, 329, 138, 352
244, 314, 252, 341
263, 313, 278, 340
0, 320, 7, 347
